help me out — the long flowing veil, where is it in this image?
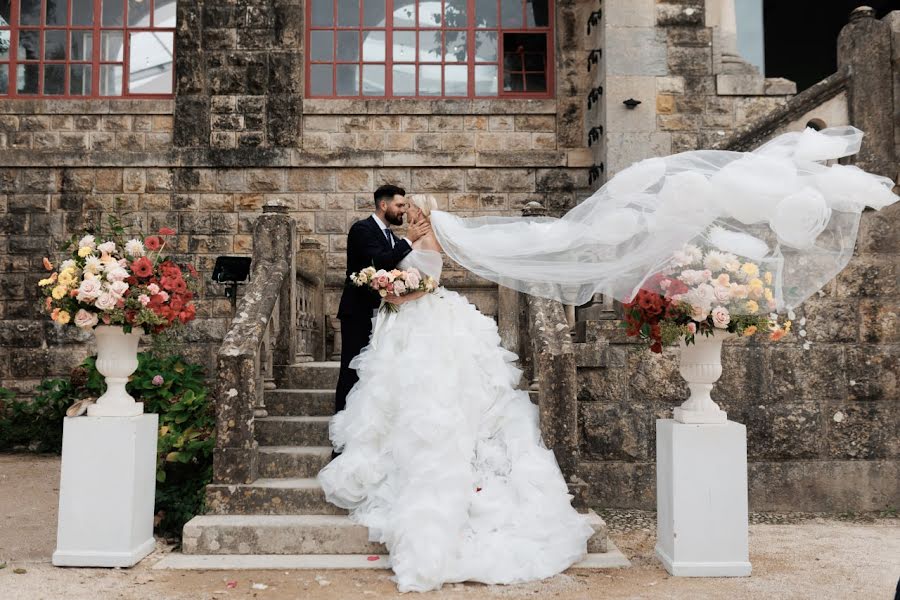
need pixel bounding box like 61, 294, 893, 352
430, 126, 898, 310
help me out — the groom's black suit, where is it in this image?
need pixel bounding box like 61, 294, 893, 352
335, 216, 412, 415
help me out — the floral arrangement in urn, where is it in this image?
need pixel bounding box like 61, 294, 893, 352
38, 218, 198, 335
623, 243, 790, 353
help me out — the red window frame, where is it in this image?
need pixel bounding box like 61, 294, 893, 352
0, 0, 175, 98
305, 0, 555, 100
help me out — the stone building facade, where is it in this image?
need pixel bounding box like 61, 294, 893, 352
0, 1, 897, 511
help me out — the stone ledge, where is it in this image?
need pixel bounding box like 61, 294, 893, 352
302, 98, 558, 115
0, 99, 174, 115
716, 74, 797, 96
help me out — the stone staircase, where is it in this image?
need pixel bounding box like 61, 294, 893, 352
171, 361, 623, 570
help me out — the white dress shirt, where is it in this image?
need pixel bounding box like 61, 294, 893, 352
372, 214, 411, 248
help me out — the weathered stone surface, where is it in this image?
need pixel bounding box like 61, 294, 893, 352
823, 402, 896, 459
844, 346, 899, 402
747, 402, 822, 460
580, 401, 651, 461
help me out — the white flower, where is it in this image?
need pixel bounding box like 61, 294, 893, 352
73, 309, 99, 329
125, 239, 145, 257
106, 266, 130, 282
109, 281, 129, 297
405, 271, 421, 289
690, 302, 711, 321
60, 259, 77, 272
680, 269, 712, 286
711, 306, 731, 328
83, 255, 103, 274
713, 285, 731, 303
98, 241, 116, 255
78, 234, 96, 250
76, 278, 103, 301
393, 281, 407, 296
94, 292, 118, 311
704, 250, 737, 272
787, 309, 796, 320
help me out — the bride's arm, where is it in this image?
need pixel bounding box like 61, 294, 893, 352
383, 290, 427, 305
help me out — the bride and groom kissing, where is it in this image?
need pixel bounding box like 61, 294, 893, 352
317, 185, 594, 592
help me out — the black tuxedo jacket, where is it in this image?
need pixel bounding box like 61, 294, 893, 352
337, 216, 412, 320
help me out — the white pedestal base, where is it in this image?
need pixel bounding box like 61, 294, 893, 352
53, 414, 159, 568
655, 419, 751, 577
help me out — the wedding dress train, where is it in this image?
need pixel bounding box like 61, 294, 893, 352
318, 249, 594, 592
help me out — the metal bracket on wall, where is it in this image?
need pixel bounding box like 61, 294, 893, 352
587, 10, 602, 35
588, 164, 605, 185
588, 126, 603, 146
587, 48, 602, 72
587, 86, 603, 110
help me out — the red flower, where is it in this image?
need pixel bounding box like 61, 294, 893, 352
650, 341, 663, 354
144, 236, 162, 251
158, 227, 176, 236
131, 257, 154, 278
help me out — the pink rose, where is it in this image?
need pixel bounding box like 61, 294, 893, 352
690, 303, 710, 321
711, 306, 731, 329
713, 285, 731, 303
74, 309, 99, 330
109, 281, 129, 297
139, 294, 151, 306
376, 275, 390, 288
686, 322, 697, 335
393, 281, 407, 296
77, 278, 103, 302
152, 375, 164, 386
405, 271, 421, 289
158, 291, 170, 302
94, 292, 117, 311
147, 283, 160, 295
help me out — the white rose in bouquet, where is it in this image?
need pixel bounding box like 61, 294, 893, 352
73, 309, 99, 330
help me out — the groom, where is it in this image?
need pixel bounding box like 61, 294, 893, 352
334, 185, 431, 421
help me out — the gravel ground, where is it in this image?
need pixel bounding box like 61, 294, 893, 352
3, 454, 899, 600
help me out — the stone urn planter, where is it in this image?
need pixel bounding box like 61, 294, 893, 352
86, 325, 143, 417
673, 330, 735, 424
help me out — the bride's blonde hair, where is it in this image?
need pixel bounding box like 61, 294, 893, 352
409, 194, 438, 217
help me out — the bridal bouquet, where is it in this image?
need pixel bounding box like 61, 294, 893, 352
622, 244, 790, 353
350, 266, 437, 313
38, 218, 198, 334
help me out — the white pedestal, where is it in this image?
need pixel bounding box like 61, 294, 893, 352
53, 414, 159, 567
655, 419, 751, 577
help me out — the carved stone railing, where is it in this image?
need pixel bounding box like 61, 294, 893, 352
296, 239, 327, 362
213, 203, 296, 485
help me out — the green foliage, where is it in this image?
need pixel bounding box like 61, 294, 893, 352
0, 352, 214, 537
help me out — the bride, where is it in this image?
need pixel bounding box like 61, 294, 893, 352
317, 195, 595, 593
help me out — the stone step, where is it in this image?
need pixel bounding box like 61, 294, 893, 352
258, 446, 332, 479
180, 511, 609, 555
181, 515, 383, 555
264, 389, 335, 417
205, 478, 344, 516
255, 416, 331, 447
282, 361, 340, 390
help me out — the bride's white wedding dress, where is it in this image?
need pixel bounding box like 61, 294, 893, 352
317, 249, 594, 593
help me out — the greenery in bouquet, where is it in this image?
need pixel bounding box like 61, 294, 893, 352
623, 244, 791, 353
38, 216, 199, 335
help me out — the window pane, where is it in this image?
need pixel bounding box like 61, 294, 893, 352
129, 31, 173, 93
418, 30, 440, 62
0, 0, 9, 25
0, 31, 9, 60
501, 0, 521, 27
46, 0, 68, 26
474, 64, 497, 96
0, 64, 7, 94
72, 0, 93, 26
102, 0, 123, 26
362, 64, 383, 95
503, 70, 523, 92
100, 63, 122, 95
444, 31, 465, 62
311, 0, 332, 26
475, 0, 497, 28
153, 0, 176, 27
362, 30, 384, 61
44, 63, 64, 94
70, 64, 91, 95
393, 30, 415, 62
101, 31, 123, 61
19, 0, 40, 25
310, 30, 333, 61
525, 0, 549, 27
392, 64, 414, 96
336, 63, 358, 96
44, 30, 66, 59
129, 0, 150, 26
18, 30, 39, 59
474, 31, 497, 62
17, 63, 39, 93
71, 31, 92, 61
418, 64, 440, 96
504, 33, 545, 73
336, 31, 359, 61
418, 0, 440, 27
363, 0, 384, 27
444, 65, 466, 96
444, 0, 465, 27
337, 0, 358, 26
525, 72, 546, 92
310, 63, 332, 95
393, 0, 415, 27
525, 52, 544, 70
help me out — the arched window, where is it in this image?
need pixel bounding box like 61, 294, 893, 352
306, 0, 554, 99
0, 0, 175, 97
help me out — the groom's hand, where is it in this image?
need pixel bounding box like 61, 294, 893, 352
407, 220, 432, 242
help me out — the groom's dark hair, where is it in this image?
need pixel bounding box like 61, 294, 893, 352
374, 185, 406, 207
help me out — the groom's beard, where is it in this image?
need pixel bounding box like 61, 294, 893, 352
384, 211, 404, 226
